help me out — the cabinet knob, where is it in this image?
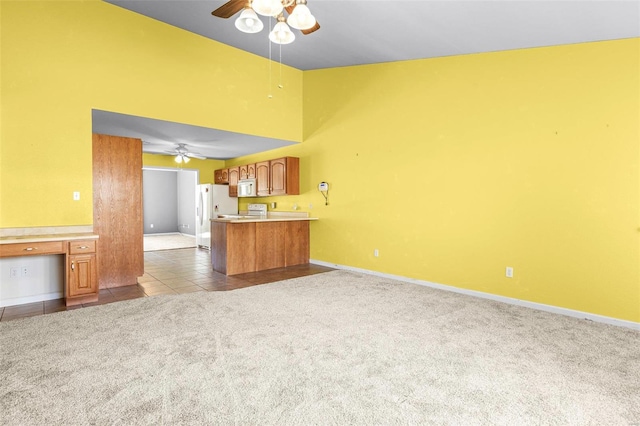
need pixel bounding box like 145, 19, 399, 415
77, 246, 89, 250
24, 247, 36, 251
71, 261, 75, 271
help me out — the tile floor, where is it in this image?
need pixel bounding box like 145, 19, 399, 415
0, 248, 334, 322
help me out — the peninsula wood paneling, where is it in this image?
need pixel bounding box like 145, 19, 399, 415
284, 221, 310, 266
212, 221, 228, 274
92, 133, 143, 288
227, 223, 256, 275
211, 219, 312, 276
256, 222, 286, 271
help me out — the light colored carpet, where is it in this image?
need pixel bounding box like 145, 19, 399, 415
143, 233, 197, 251
1, 270, 638, 425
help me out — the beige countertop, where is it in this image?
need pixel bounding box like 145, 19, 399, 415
0, 233, 99, 245
211, 212, 318, 224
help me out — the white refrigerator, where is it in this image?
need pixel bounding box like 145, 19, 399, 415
196, 184, 238, 249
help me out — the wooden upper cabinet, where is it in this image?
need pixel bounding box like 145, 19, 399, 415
223, 157, 298, 196
239, 163, 256, 180
256, 161, 271, 196
270, 157, 299, 196
239, 165, 248, 180
247, 163, 256, 179
270, 158, 287, 196
228, 167, 239, 197
214, 169, 229, 184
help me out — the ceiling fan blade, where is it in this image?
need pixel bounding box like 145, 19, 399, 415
212, 0, 246, 18
187, 153, 207, 160
301, 21, 320, 35
284, 4, 320, 35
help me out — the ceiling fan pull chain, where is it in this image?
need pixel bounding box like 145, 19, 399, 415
278, 42, 283, 89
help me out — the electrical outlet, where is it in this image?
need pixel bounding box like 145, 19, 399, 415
374, 249, 379, 257
73, 191, 80, 201
10, 267, 19, 278
21, 266, 30, 277
506, 267, 514, 278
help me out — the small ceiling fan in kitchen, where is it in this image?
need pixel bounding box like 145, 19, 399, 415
212, 0, 320, 44
165, 143, 206, 163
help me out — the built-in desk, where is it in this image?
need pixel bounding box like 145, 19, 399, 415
0, 230, 99, 306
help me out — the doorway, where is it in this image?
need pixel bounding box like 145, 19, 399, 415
142, 167, 199, 251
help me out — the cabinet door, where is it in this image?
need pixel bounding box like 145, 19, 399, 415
270, 158, 287, 196
239, 165, 249, 180
214, 169, 229, 184
256, 161, 270, 196
247, 163, 256, 179
228, 167, 239, 197
68, 254, 97, 297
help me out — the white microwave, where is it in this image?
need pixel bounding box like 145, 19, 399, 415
237, 178, 257, 197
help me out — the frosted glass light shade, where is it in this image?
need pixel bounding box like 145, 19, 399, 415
287, 4, 316, 30
183, 156, 190, 163
235, 8, 264, 33
269, 21, 295, 44
252, 0, 283, 17
175, 155, 183, 164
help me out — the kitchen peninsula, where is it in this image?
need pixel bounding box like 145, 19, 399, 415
211, 213, 318, 275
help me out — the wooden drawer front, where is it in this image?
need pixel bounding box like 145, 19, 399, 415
69, 240, 96, 254
0, 241, 65, 257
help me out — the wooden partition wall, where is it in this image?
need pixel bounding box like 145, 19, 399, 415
92, 133, 144, 288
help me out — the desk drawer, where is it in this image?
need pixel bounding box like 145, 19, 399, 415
68, 240, 97, 254
0, 241, 65, 257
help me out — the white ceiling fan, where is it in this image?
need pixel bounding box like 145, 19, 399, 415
165, 143, 207, 163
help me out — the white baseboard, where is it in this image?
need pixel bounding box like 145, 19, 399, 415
310, 259, 640, 331
1, 292, 64, 308
143, 232, 195, 237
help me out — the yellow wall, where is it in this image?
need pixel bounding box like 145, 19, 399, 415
1, 1, 638, 322
228, 39, 640, 323
0, 0, 302, 227
142, 153, 224, 184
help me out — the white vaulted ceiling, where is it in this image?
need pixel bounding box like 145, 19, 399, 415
105, 0, 639, 70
